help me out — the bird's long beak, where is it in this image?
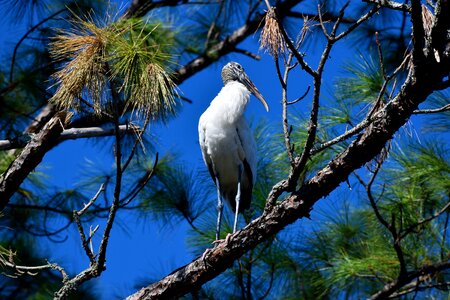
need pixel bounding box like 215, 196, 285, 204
240, 74, 269, 112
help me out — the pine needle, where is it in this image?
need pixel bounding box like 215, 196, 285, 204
259, 7, 286, 57
49, 19, 109, 113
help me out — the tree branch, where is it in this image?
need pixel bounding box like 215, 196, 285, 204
0, 125, 140, 151
413, 103, 450, 114
369, 260, 450, 299
0, 112, 71, 210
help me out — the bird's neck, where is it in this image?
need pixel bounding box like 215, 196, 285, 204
215, 81, 250, 123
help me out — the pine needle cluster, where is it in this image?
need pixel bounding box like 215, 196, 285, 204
259, 7, 286, 57
49, 15, 177, 119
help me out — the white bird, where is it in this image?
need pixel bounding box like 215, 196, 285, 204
198, 62, 269, 241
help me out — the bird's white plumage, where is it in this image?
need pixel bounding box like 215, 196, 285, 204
198, 81, 257, 209
199, 61, 267, 239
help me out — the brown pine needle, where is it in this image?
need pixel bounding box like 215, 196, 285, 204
259, 7, 286, 57
49, 21, 109, 112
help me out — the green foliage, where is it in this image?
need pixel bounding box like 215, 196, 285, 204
49, 12, 177, 119
139, 155, 209, 229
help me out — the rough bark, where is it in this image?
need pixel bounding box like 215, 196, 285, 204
0, 112, 71, 210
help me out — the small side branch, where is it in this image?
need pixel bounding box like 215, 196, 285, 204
413, 103, 450, 114
0, 124, 140, 151
362, 0, 411, 12
73, 182, 106, 264
400, 198, 450, 239
0, 253, 68, 282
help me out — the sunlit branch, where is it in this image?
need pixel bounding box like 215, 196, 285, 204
413, 103, 450, 114
1, 258, 68, 282
362, 0, 411, 12
0, 125, 140, 151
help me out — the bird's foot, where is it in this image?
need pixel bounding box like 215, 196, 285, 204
201, 248, 213, 268
211, 239, 224, 246
211, 232, 234, 247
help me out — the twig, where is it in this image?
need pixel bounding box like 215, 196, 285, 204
233, 48, 261, 60
375, 32, 387, 79
355, 158, 407, 276
9, 8, 66, 82
389, 281, 450, 298
1, 258, 68, 282
334, 4, 380, 41
73, 183, 106, 264
317, 4, 332, 40
287, 85, 310, 105
121, 153, 159, 207
413, 103, 450, 114
0, 124, 140, 151
399, 199, 450, 239
78, 183, 106, 216
363, 0, 411, 12
278, 53, 295, 164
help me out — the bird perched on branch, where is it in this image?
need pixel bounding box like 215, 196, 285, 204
198, 62, 269, 241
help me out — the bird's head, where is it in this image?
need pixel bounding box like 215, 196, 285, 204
221, 62, 269, 112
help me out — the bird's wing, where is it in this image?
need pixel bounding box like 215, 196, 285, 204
235, 119, 257, 184
198, 115, 216, 184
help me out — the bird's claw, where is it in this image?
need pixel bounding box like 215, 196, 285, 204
201, 248, 213, 268
212, 233, 233, 246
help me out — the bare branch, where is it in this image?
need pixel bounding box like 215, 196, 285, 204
9, 8, 66, 82
389, 281, 450, 298
0, 125, 141, 151
334, 5, 381, 41
362, 0, 411, 12
1, 257, 68, 282
278, 53, 295, 164
233, 48, 261, 60
369, 260, 450, 299
413, 103, 450, 114
287, 85, 310, 105
400, 198, 450, 239
354, 159, 407, 276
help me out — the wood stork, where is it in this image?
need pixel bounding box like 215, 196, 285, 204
198, 62, 269, 241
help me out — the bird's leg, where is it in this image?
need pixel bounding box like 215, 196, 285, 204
215, 176, 224, 242
233, 164, 243, 233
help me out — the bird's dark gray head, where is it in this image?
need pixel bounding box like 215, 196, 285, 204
221, 62, 245, 84
221, 62, 269, 112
